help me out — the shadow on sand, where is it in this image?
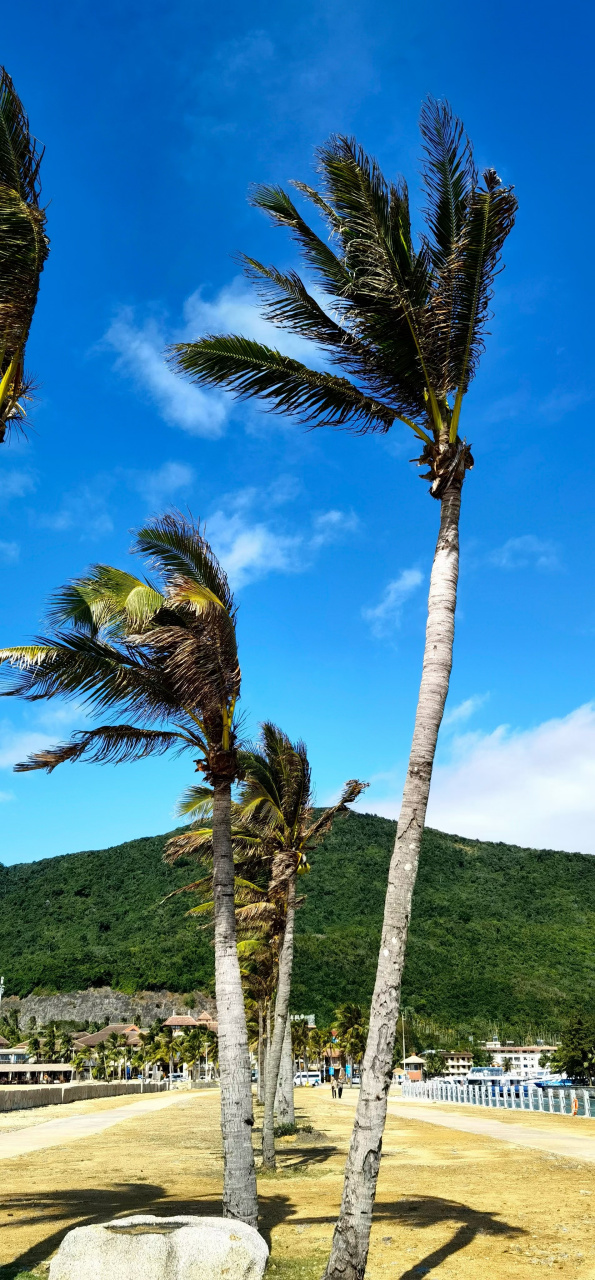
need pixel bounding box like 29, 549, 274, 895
0, 1184, 305, 1279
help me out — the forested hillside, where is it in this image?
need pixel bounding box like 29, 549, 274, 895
1, 813, 594, 1034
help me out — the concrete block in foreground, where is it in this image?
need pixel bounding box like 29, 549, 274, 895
48, 1214, 269, 1280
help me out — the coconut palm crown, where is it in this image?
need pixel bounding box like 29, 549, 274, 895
0, 66, 49, 442
0, 514, 241, 784
168, 721, 366, 885
170, 97, 516, 496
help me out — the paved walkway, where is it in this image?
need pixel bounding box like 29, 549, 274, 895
0, 1090, 190, 1161
388, 1097, 595, 1163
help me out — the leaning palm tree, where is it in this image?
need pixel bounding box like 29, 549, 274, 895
169, 98, 516, 1275
236, 727, 364, 1170
0, 514, 258, 1227
169, 722, 365, 1169
0, 67, 49, 442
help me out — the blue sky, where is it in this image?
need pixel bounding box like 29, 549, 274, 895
1, 0, 594, 863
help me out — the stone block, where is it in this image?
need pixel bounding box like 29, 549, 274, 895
48, 1214, 269, 1280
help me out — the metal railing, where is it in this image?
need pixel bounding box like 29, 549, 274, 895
401, 1078, 594, 1117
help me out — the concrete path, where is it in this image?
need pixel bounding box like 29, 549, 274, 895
388, 1097, 595, 1163
0, 1090, 191, 1161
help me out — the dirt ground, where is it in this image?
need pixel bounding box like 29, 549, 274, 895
0, 1089, 153, 1134
2, 1085, 595, 1279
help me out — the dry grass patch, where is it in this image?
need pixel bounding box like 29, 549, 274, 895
2, 1087, 595, 1278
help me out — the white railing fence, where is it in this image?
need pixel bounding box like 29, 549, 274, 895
401, 1078, 592, 1117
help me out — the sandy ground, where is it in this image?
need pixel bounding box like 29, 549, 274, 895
0, 1089, 166, 1135
388, 1097, 595, 1162
2, 1085, 595, 1279
0, 1091, 188, 1159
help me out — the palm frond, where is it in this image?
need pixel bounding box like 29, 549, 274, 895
0, 68, 49, 442
304, 778, 368, 844
0, 67, 44, 200
164, 828, 214, 864
14, 724, 185, 773
46, 566, 164, 636
176, 783, 214, 817
248, 183, 350, 296
170, 335, 399, 433
419, 97, 476, 270
134, 513, 235, 615
448, 169, 517, 435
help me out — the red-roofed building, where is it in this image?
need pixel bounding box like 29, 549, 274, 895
73, 1023, 142, 1049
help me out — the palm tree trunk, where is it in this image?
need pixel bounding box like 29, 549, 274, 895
262, 872, 297, 1169
212, 777, 258, 1226
275, 1017, 295, 1124
257, 1003, 265, 1104
324, 485, 461, 1280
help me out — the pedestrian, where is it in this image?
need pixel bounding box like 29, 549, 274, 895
331, 1078, 337, 1100
338, 1066, 345, 1100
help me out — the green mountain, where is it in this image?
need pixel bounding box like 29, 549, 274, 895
1, 813, 593, 1034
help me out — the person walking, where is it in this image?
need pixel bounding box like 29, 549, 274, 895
331, 1078, 337, 1100
338, 1067, 345, 1100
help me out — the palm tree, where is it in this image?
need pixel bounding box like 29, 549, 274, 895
57, 1028, 74, 1063
0, 1007, 21, 1045
168, 722, 365, 1169
292, 1019, 311, 1081
235, 727, 364, 1169
169, 98, 516, 1274
0, 514, 258, 1227
334, 1005, 369, 1086
0, 67, 49, 443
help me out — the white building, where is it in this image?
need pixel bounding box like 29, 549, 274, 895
484, 1039, 557, 1074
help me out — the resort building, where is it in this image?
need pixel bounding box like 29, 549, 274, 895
486, 1042, 557, 1073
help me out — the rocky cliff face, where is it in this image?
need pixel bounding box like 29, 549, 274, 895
1, 986, 216, 1028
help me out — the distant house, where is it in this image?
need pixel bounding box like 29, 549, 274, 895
162, 1015, 200, 1035
403, 1054, 425, 1082
162, 1013, 218, 1036
0, 1040, 28, 1065
443, 1051, 473, 1077
73, 1023, 142, 1050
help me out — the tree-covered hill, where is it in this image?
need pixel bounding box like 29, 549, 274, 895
1, 813, 594, 1034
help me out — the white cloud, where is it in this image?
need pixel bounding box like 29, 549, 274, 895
443, 693, 489, 729
490, 535, 559, 571
0, 540, 19, 563
102, 277, 326, 438
309, 509, 359, 550
363, 568, 424, 637
128, 461, 195, 508
0, 791, 13, 803
205, 488, 358, 589
365, 704, 595, 856
182, 279, 320, 365
104, 310, 228, 438
0, 724, 53, 771
207, 508, 301, 588
0, 469, 36, 501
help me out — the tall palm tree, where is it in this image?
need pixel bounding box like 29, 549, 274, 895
169, 722, 365, 1169
0, 514, 258, 1227
169, 98, 516, 1274
0, 67, 49, 442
